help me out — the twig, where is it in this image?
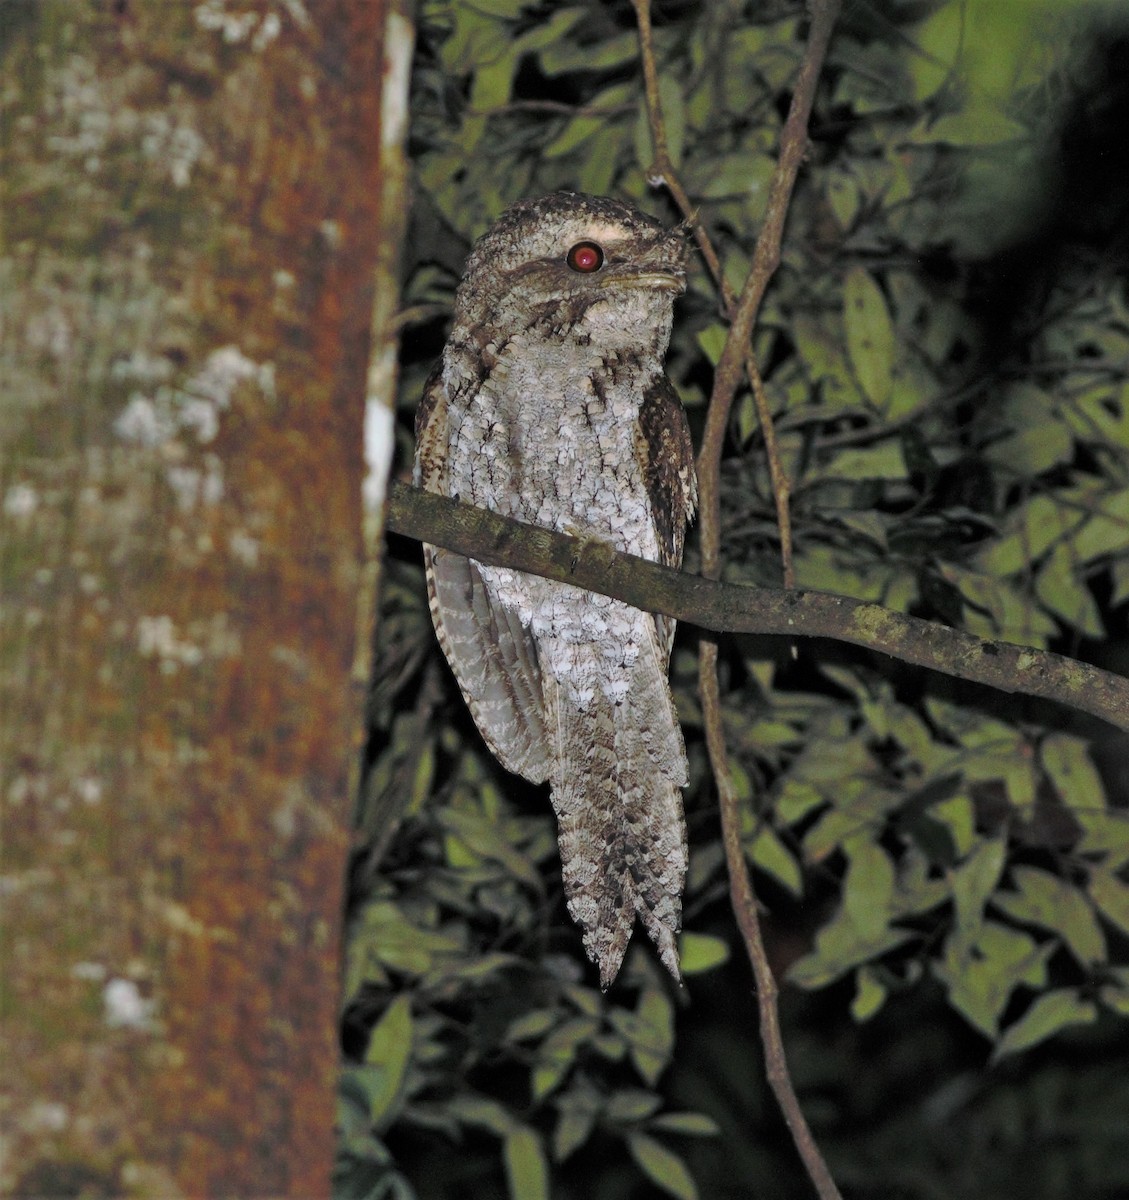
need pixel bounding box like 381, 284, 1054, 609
633, 2, 844, 1196
697, 0, 840, 580
702, 643, 842, 1200
631, 0, 794, 586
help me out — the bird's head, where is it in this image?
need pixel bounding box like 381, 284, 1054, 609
453, 192, 687, 356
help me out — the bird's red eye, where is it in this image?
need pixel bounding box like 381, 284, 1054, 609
566, 241, 604, 273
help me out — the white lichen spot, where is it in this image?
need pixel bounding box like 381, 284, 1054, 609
27, 1102, 69, 1133
3, 483, 38, 517
252, 10, 281, 50
196, 1, 294, 49
7, 775, 35, 806
114, 392, 176, 447
189, 345, 275, 413
72, 960, 108, 981
26, 307, 72, 359
103, 977, 156, 1030
136, 615, 204, 671
194, 0, 258, 42
230, 529, 260, 567
166, 458, 225, 512
140, 110, 205, 188
279, 0, 312, 28
177, 397, 219, 443
116, 347, 272, 523
111, 349, 174, 384
75, 776, 104, 805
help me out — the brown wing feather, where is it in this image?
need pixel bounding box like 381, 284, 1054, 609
634, 374, 697, 660
414, 367, 550, 783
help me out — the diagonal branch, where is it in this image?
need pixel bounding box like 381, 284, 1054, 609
386, 484, 1129, 737
630, 10, 837, 1179
631, 0, 795, 586
665, 2, 844, 1196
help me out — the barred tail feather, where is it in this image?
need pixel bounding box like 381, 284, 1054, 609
546, 649, 689, 989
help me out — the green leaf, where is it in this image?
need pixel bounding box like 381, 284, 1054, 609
695, 323, 728, 366
1089, 869, 1129, 937
1077, 810, 1129, 866
775, 779, 825, 824
539, 29, 637, 72
688, 152, 775, 200
843, 836, 895, 938
678, 932, 730, 975
792, 313, 863, 410
992, 866, 1106, 967
462, 0, 528, 16
532, 1017, 598, 1101
749, 825, 803, 895
1035, 543, 1104, 636
627, 1133, 698, 1200
934, 921, 1051, 1038
469, 51, 518, 111
439, 807, 542, 887
820, 441, 908, 482
851, 966, 887, 1022
983, 384, 1074, 475
925, 106, 1028, 147
447, 1095, 515, 1136
553, 1105, 596, 1162
788, 918, 910, 990
844, 266, 895, 408
1100, 985, 1129, 1017
363, 996, 414, 1128
357, 901, 461, 976
606, 1088, 663, 1123
932, 794, 976, 858
503, 1127, 549, 1200
634, 75, 685, 169
827, 170, 860, 230
629, 987, 675, 1087
506, 1008, 558, 1042
938, 563, 1059, 643
543, 114, 604, 158
513, 7, 584, 55
950, 837, 1006, 941
649, 1111, 721, 1137
1041, 733, 1106, 812
1071, 487, 1129, 561
974, 492, 1084, 578
994, 990, 1098, 1060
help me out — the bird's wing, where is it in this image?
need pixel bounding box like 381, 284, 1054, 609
414, 366, 551, 784
634, 373, 697, 661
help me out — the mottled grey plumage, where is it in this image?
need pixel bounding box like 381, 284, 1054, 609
414, 192, 696, 987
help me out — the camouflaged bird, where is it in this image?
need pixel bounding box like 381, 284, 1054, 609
414, 192, 696, 987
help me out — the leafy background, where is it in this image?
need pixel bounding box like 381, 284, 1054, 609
340, 2, 1129, 1197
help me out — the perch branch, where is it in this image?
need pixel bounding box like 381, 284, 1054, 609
386, 484, 1129, 735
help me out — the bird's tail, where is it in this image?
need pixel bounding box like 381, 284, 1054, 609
546, 636, 688, 988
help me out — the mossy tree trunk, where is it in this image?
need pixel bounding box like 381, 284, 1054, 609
1, 0, 409, 1193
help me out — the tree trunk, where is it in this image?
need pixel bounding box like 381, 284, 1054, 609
0, 0, 410, 1194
